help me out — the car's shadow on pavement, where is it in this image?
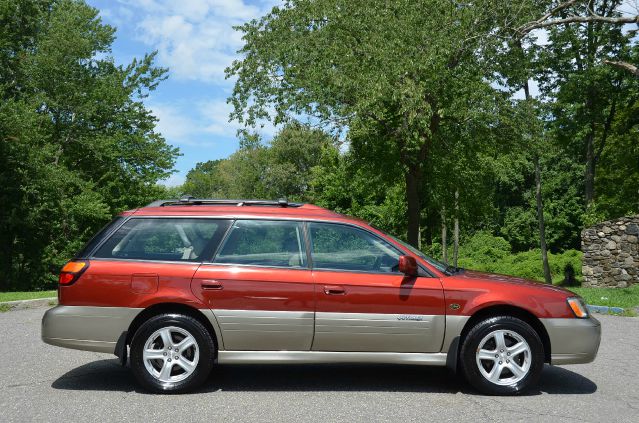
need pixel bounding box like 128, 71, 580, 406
51, 359, 597, 396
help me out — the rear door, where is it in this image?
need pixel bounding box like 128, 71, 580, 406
308, 222, 446, 353
191, 219, 315, 351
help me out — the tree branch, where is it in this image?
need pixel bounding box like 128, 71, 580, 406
604, 60, 639, 77
519, 14, 638, 34
516, 0, 638, 36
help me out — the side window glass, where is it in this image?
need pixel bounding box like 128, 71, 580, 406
309, 223, 401, 273
94, 219, 227, 262
214, 220, 306, 268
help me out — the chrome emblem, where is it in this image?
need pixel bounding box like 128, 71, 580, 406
449, 303, 461, 310
397, 315, 423, 321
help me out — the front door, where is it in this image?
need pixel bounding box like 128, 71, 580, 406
191, 219, 314, 351
308, 222, 446, 353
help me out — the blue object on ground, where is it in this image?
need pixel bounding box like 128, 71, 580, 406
587, 304, 625, 314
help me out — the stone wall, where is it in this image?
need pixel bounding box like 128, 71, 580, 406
581, 216, 639, 288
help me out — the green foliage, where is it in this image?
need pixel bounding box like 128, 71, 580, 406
452, 232, 583, 285
181, 123, 334, 202
0, 0, 178, 290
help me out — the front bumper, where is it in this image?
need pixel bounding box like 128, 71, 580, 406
541, 316, 601, 365
41, 305, 141, 354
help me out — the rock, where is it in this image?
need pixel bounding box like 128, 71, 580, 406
582, 215, 639, 288
626, 224, 639, 235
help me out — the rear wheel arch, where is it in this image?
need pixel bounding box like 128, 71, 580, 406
127, 303, 219, 355
459, 305, 551, 364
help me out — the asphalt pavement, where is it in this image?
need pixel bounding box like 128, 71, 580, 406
1, 307, 638, 423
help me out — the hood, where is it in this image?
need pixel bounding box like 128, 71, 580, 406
456, 269, 575, 295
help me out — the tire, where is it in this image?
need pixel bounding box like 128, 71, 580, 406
459, 316, 544, 395
130, 313, 215, 394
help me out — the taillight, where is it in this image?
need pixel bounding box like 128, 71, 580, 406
58, 260, 89, 285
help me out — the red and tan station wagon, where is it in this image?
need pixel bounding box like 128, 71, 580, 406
42, 198, 601, 394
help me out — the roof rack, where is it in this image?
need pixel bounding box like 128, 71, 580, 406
145, 196, 303, 208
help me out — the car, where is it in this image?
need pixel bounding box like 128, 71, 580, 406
42, 197, 601, 395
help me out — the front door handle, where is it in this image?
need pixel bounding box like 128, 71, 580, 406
201, 280, 223, 290
324, 285, 346, 295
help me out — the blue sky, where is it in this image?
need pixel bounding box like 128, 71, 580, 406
87, 0, 281, 186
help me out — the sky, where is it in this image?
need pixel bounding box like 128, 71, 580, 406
87, 0, 281, 186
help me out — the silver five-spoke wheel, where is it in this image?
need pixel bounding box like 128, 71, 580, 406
475, 329, 531, 386
143, 326, 200, 383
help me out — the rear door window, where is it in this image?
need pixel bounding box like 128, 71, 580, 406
94, 218, 230, 262
213, 220, 307, 268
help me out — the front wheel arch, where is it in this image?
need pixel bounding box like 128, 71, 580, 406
458, 305, 551, 364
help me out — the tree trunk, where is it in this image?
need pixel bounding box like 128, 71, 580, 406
521, 66, 552, 285
535, 156, 553, 284
441, 206, 447, 264
405, 167, 421, 248
453, 189, 459, 268
585, 130, 596, 205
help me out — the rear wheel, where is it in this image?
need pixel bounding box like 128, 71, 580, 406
130, 314, 215, 393
459, 316, 544, 395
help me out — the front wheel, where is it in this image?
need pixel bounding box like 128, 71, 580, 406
459, 316, 544, 395
130, 314, 215, 394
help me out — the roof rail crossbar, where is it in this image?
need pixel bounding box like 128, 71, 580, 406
145, 198, 303, 208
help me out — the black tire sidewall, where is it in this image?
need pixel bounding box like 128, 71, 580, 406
460, 316, 545, 395
130, 314, 215, 394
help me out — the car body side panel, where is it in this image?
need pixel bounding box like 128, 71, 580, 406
59, 260, 204, 309
440, 272, 576, 319
191, 264, 315, 350
312, 272, 446, 352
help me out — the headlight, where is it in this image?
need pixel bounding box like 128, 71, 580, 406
567, 297, 589, 318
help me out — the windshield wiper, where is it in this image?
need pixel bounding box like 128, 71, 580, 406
445, 265, 463, 275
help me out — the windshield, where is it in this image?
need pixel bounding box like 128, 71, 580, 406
388, 235, 452, 275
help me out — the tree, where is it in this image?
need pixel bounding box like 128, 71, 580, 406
227, 0, 513, 247
0, 0, 178, 290
182, 123, 334, 201
531, 0, 637, 206
182, 160, 225, 198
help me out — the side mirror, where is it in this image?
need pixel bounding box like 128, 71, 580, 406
398, 255, 418, 276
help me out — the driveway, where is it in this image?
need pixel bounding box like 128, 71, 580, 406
1, 308, 637, 422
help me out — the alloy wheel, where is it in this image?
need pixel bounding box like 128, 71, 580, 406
142, 326, 200, 383
475, 329, 531, 386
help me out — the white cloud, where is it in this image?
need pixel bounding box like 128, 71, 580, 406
120, 0, 279, 84
149, 99, 276, 147
199, 99, 277, 137
161, 172, 186, 187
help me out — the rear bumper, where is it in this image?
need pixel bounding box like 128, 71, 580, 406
41, 305, 142, 354
541, 316, 601, 365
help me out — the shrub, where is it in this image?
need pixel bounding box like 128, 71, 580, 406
449, 231, 582, 284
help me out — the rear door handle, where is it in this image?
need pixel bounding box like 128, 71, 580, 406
201, 280, 223, 290
324, 285, 346, 295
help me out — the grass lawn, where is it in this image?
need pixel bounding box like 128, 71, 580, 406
0, 290, 57, 302
569, 284, 639, 310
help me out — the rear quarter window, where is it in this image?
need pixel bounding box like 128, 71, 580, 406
75, 216, 125, 258
93, 218, 230, 262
